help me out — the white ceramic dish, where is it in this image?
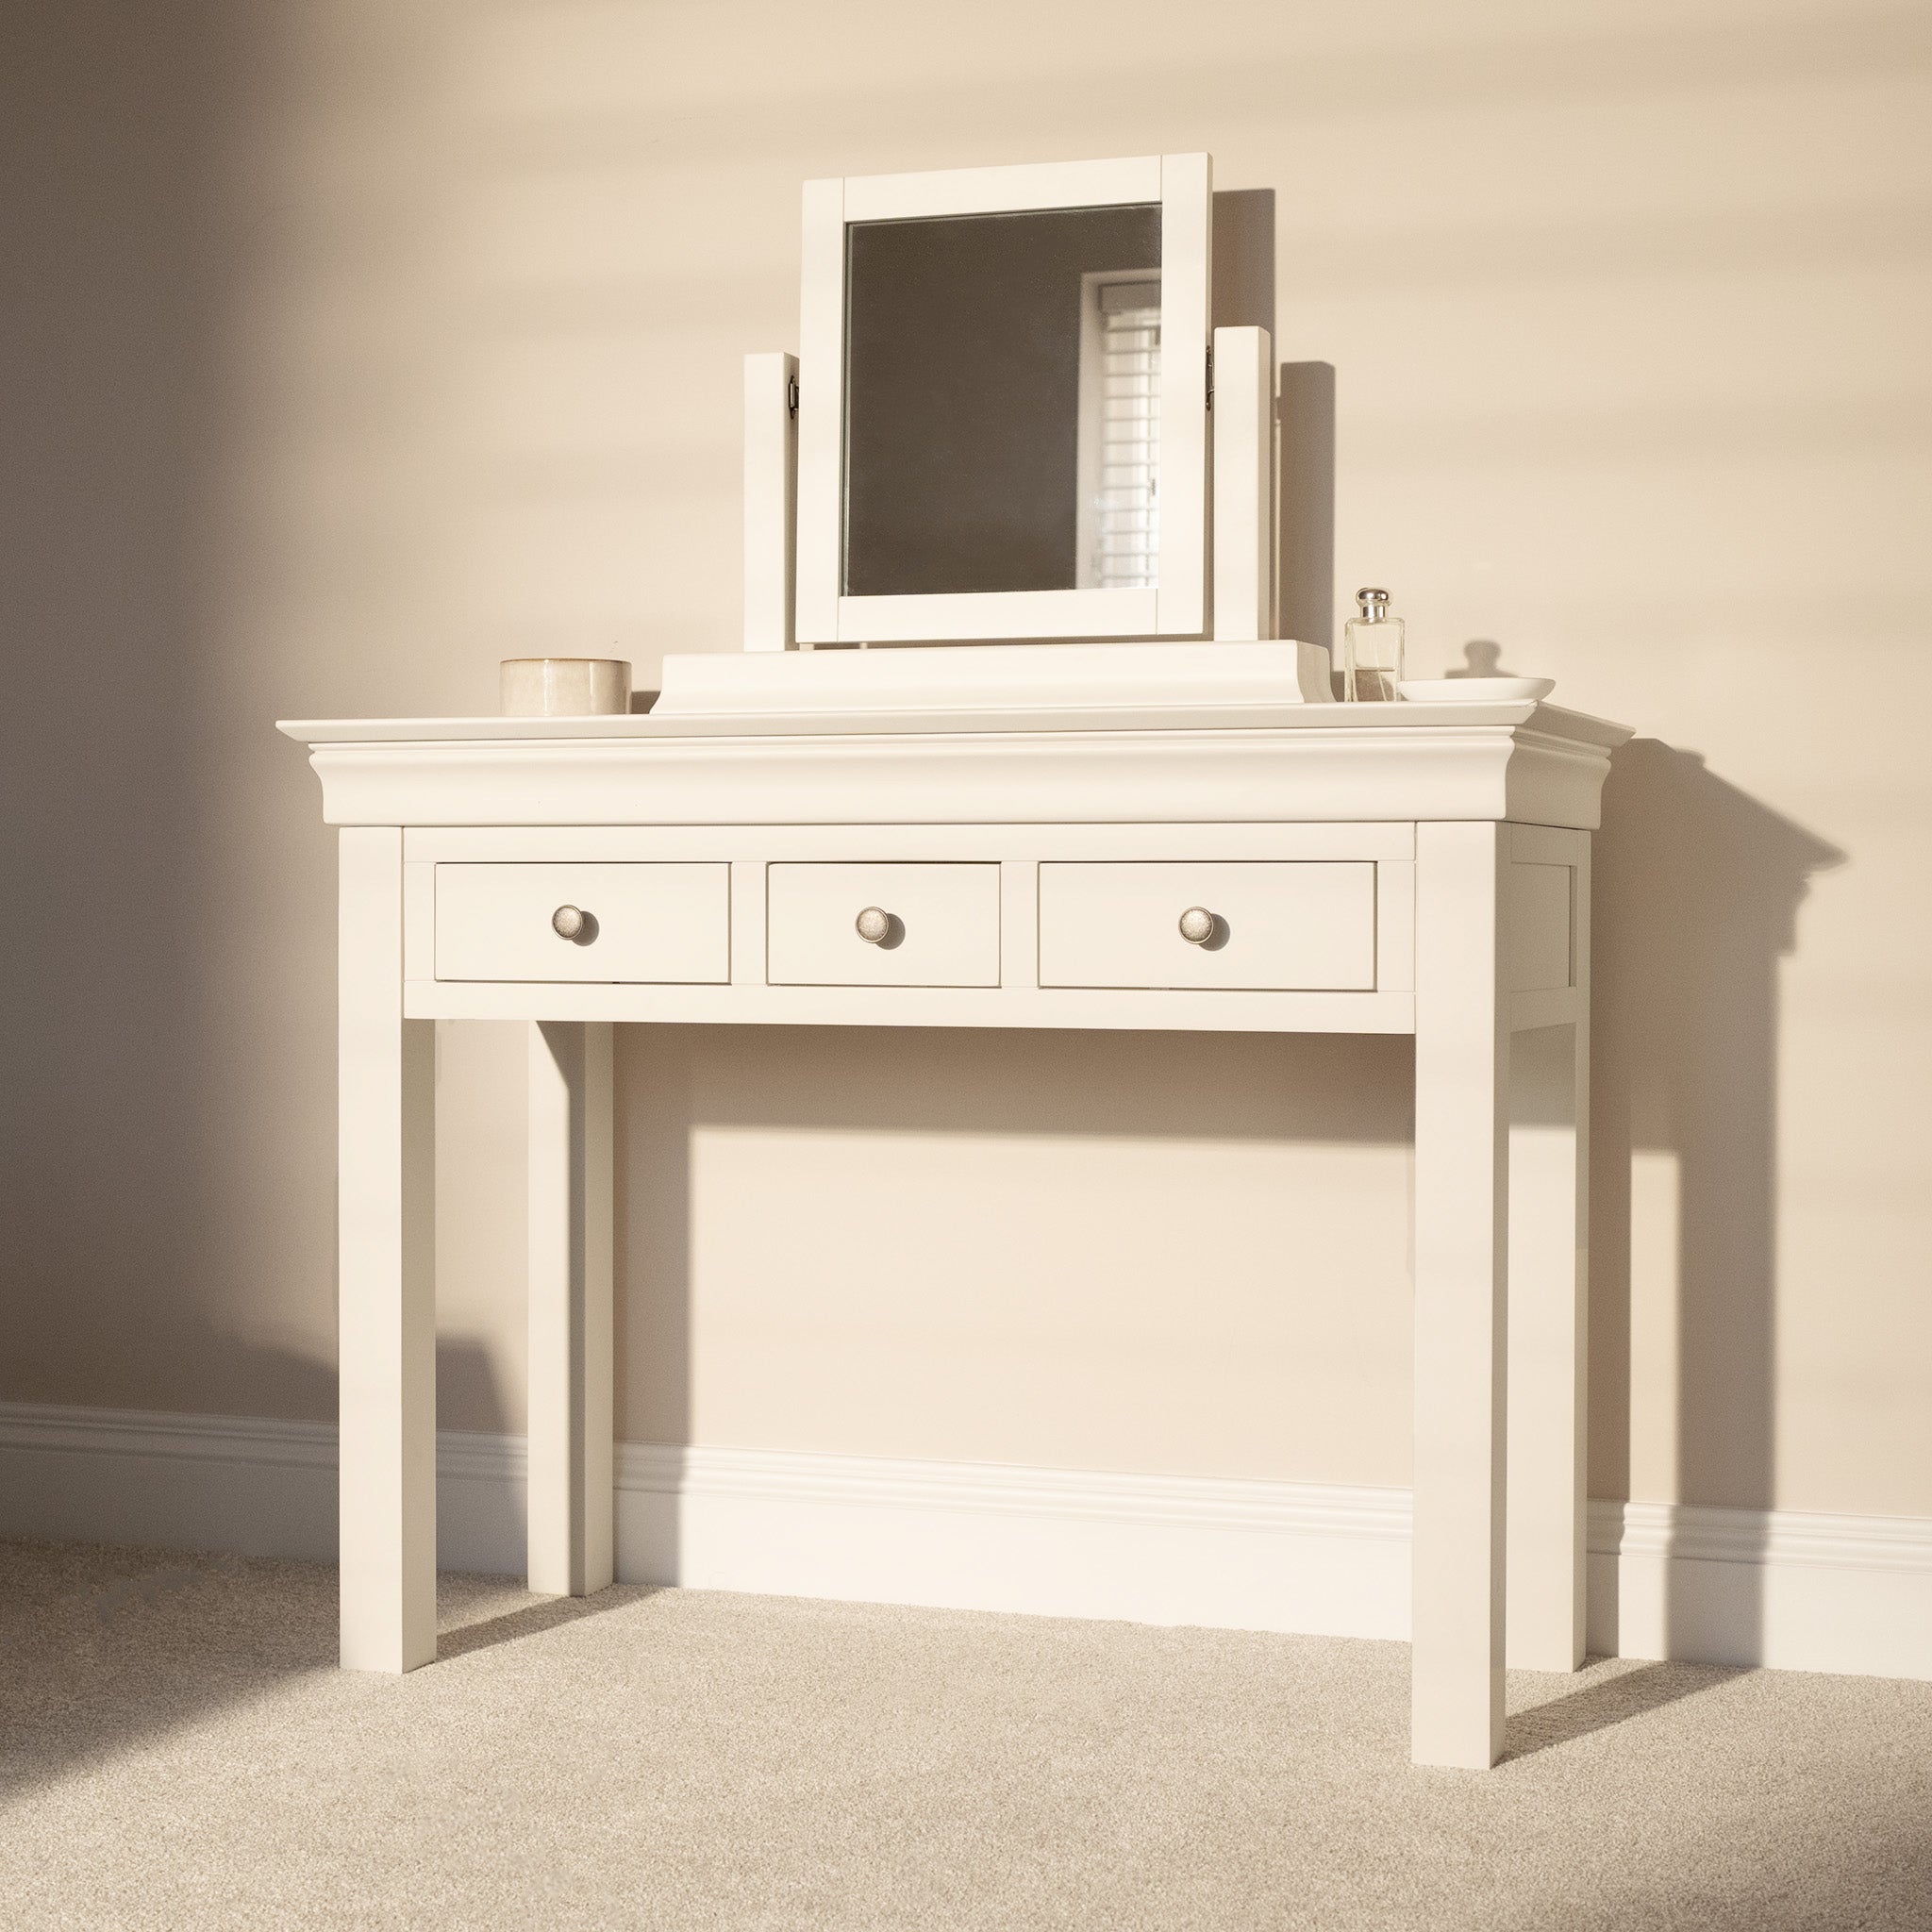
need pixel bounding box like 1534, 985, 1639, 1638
1396, 676, 1554, 705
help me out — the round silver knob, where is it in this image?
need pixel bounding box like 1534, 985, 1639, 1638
855, 906, 892, 945
1178, 907, 1216, 945
552, 905, 588, 940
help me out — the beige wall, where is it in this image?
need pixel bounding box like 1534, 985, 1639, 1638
6, 0, 1929, 1517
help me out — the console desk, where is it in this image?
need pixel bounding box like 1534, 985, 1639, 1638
284, 693, 1628, 1769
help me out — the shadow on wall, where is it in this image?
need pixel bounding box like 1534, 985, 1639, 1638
1, 0, 242, 1418
0, 1334, 510, 1573
1276, 362, 1335, 651
1589, 739, 1844, 1660
615, 1021, 1419, 1586
1211, 185, 1335, 651
615, 1026, 1417, 1324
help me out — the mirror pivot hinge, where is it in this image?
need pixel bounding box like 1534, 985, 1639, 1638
1205, 345, 1214, 411
787, 376, 799, 419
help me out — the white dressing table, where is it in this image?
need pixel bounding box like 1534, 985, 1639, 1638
283, 667, 1627, 1770
286, 146, 1631, 1766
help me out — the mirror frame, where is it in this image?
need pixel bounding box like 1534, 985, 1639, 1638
794, 153, 1212, 646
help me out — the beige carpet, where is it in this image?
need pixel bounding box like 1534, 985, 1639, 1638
4, 1539, 1929, 1930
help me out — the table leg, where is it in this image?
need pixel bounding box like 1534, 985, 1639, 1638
338, 828, 437, 1672
1412, 822, 1508, 1768
1506, 1019, 1588, 1671
527, 1021, 615, 1597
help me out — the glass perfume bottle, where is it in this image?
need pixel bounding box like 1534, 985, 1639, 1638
1343, 588, 1406, 702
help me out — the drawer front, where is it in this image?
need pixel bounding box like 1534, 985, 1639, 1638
767, 863, 1000, 987
1039, 861, 1376, 991
435, 863, 729, 983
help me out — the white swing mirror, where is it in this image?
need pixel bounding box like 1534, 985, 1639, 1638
795, 154, 1212, 646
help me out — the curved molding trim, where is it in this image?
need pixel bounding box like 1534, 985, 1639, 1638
299, 724, 1620, 832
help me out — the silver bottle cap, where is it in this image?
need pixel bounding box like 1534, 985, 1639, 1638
1356, 588, 1391, 620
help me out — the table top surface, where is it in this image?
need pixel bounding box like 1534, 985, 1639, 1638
279, 699, 1633, 751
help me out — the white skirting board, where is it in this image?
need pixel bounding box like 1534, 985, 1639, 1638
2, 1401, 1927, 1683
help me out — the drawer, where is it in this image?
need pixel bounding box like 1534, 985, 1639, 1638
434, 863, 729, 983
1038, 861, 1376, 991
767, 863, 1000, 987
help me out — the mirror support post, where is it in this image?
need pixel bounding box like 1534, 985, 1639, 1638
1154, 150, 1212, 636
744, 351, 800, 652
1210, 325, 1274, 641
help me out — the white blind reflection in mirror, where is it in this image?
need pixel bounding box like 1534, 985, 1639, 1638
1075, 275, 1161, 591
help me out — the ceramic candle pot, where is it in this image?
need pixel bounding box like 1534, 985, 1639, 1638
500, 658, 632, 717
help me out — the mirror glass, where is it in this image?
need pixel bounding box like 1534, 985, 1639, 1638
842, 203, 1162, 598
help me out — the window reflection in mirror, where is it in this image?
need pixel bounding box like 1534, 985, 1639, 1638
842, 204, 1161, 598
